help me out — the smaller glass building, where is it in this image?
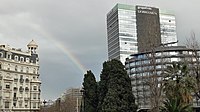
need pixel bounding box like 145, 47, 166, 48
125, 46, 200, 110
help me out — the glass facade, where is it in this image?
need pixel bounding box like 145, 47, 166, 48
107, 4, 177, 64
118, 8, 138, 64
160, 13, 177, 46
125, 46, 200, 109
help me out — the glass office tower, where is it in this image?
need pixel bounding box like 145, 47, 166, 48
107, 3, 177, 64
107, 4, 137, 64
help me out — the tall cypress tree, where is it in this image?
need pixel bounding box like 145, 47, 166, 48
97, 61, 111, 111
98, 59, 137, 112
82, 70, 98, 112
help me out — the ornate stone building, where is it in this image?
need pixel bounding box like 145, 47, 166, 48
0, 40, 41, 112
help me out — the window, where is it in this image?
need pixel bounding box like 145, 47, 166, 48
7, 64, 10, 70
20, 75, 23, 79
19, 102, 22, 108
13, 102, 16, 107
26, 67, 29, 73
26, 58, 29, 63
25, 101, 28, 108
14, 93, 17, 98
33, 86, 37, 91
6, 84, 10, 89
33, 68, 36, 74
5, 101, 9, 108
20, 57, 24, 62
33, 102, 36, 108
15, 65, 18, 71
21, 66, 23, 72
15, 56, 18, 61
7, 54, 11, 59
33, 93, 37, 99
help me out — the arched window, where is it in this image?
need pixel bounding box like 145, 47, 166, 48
7, 54, 11, 59
26, 67, 29, 73
36, 58, 39, 62
26, 58, 29, 63
20, 57, 24, 62
37, 68, 39, 74
15, 65, 18, 71
7, 64, 10, 70
33, 68, 36, 74
15, 56, 18, 61
21, 66, 23, 72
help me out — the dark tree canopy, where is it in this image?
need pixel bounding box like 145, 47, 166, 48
98, 59, 137, 112
82, 70, 98, 112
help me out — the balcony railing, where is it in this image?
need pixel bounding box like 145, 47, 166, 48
13, 97, 18, 101
25, 78, 29, 83
14, 78, 18, 82
19, 78, 24, 83
25, 87, 29, 92
19, 87, 24, 92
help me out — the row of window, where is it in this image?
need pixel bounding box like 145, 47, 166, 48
5, 84, 38, 91
0, 52, 39, 63
4, 101, 40, 109
1, 63, 38, 74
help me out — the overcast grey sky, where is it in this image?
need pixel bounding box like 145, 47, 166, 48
0, 0, 200, 100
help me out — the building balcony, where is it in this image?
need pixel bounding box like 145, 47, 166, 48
14, 78, 18, 82
25, 78, 29, 83
0, 76, 2, 80
19, 87, 24, 92
13, 97, 18, 101
25, 87, 29, 92
20, 78, 24, 83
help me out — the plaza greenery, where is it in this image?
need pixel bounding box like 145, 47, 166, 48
82, 70, 98, 112
82, 60, 199, 112
82, 59, 137, 112
161, 62, 197, 112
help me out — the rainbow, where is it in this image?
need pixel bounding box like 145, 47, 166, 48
48, 39, 87, 74
31, 24, 87, 73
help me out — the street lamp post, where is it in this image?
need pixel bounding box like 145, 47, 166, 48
42, 100, 47, 112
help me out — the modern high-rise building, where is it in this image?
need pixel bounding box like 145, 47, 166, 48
0, 40, 41, 112
107, 3, 177, 64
